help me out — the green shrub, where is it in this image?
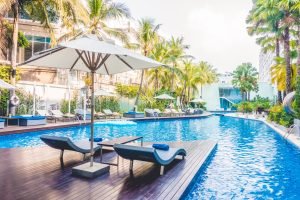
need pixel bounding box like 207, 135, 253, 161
268, 105, 283, 123
237, 101, 253, 113
95, 97, 120, 112
294, 76, 300, 119
279, 111, 294, 127
268, 105, 294, 127
15, 88, 34, 115
60, 99, 77, 114
115, 83, 138, 98
0, 65, 21, 115
251, 96, 272, 112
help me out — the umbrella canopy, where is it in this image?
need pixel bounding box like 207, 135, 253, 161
94, 89, 116, 97
154, 93, 175, 100
0, 79, 15, 90
190, 98, 205, 103
19, 34, 162, 168
22, 34, 161, 75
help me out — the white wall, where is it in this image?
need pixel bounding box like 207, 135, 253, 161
250, 82, 276, 102
201, 83, 221, 111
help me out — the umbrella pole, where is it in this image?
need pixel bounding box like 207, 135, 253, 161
90, 71, 95, 167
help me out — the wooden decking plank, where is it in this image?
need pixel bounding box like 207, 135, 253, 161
165, 141, 217, 199
0, 140, 217, 200
149, 141, 210, 200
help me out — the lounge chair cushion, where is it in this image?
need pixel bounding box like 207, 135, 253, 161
114, 144, 186, 166
40, 135, 100, 154
152, 144, 169, 151
19, 116, 46, 120
89, 137, 103, 142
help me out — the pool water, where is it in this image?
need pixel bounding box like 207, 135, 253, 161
1, 116, 300, 199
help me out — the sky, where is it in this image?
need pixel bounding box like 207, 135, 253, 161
118, 0, 261, 73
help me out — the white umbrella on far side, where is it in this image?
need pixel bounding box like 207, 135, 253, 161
154, 93, 175, 100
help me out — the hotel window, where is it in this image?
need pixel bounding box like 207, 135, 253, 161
24, 35, 51, 61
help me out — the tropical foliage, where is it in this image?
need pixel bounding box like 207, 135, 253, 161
268, 105, 294, 127
232, 63, 258, 101
58, 0, 130, 43
247, 0, 300, 110
115, 83, 139, 98
95, 97, 120, 112
1, 0, 219, 114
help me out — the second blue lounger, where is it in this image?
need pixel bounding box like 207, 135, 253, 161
40, 135, 100, 166
113, 144, 186, 175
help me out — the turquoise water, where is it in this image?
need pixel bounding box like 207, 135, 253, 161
1, 116, 300, 199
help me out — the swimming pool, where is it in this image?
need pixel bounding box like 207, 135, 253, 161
1, 116, 300, 199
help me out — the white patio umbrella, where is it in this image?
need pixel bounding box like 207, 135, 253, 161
190, 98, 205, 103
0, 79, 15, 90
94, 88, 116, 97
20, 34, 162, 168
154, 93, 175, 100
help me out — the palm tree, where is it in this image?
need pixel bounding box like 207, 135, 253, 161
167, 36, 189, 91
58, 0, 131, 43
232, 63, 258, 101
1, 0, 86, 114
178, 60, 218, 104
197, 61, 218, 98
147, 40, 170, 91
247, 0, 298, 94
247, 0, 284, 102
271, 57, 297, 95
133, 18, 160, 106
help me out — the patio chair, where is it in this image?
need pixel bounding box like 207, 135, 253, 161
187, 108, 195, 115
40, 135, 101, 167
50, 110, 75, 122
145, 109, 156, 117
113, 144, 186, 175
75, 109, 92, 120
178, 108, 186, 116
171, 109, 184, 116
95, 112, 106, 119
37, 110, 56, 122
162, 109, 172, 117
0, 119, 4, 129
103, 109, 121, 119
153, 109, 163, 117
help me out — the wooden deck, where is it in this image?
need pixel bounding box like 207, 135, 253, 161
0, 140, 217, 200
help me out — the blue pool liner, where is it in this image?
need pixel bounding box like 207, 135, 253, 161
152, 144, 169, 151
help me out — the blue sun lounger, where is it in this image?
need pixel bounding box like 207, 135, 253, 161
113, 144, 186, 175
40, 135, 101, 166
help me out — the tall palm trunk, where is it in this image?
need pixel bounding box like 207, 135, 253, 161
187, 86, 191, 103
134, 70, 144, 106
155, 69, 158, 92
170, 62, 175, 91
283, 26, 292, 93
180, 79, 186, 106
297, 26, 300, 77
135, 49, 148, 107
277, 90, 282, 103
10, 2, 19, 115
275, 34, 282, 103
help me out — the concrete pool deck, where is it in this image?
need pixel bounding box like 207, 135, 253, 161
0, 112, 212, 136
224, 113, 300, 149
0, 140, 217, 200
